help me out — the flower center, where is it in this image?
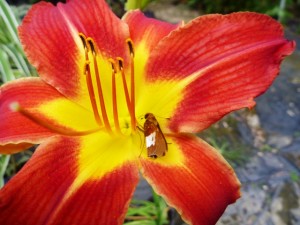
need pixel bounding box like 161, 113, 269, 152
79, 33, 136, 136
10, 35, 138, 137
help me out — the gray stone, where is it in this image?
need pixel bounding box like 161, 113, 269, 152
218, 180, 300, 225
256, 54, 300, 136
281, 138, 300, 170
133, 177, 152, 201
236, 152, 288, 184
267, 134, 293, 149
146, 0, 200, 23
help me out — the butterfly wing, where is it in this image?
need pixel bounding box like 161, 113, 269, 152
144, 119, 168, 158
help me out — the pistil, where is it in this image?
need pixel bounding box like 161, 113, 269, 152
10, 102, 102, 136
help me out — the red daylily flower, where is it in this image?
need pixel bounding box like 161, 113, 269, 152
0, 0, 295, 224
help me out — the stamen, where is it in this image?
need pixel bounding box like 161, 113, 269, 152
87, 37, 112, 134
126, 39, 135, 58
110, 60, 121, 134
10, 102, 102, 136
126, 39, 136, 131
79, 34, 102, 126
79, 33, 88, 51
79, 33, 89, 59
84, 61, 102, 126
117, 57, 131, 118
87, 39, 96, 55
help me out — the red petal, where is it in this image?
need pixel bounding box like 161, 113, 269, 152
123, 10, 179, 52
0, 143, 34, 154
0, 78, 58, 152
0, 136, 139, 225
146, 12, 295, 132
140, 134, 240, 225
147, 12, 292, 80
19, 0, 129, 99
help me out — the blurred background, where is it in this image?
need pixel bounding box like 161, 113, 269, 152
0, 0, 299, 224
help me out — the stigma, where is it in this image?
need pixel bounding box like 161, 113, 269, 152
79, 33, 136, 136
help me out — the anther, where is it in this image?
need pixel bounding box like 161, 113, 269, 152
117, 58, 123, 71
109, 58, 118, 73
83, 61, 90, 75
126, 39, 135, 58
87, 37, 96, 55
79, 33, 88, 50
79, 33, 89, 61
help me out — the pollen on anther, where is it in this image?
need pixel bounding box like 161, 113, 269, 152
116, 57, 124, 71
108, 58, 117, 73
87, 37, 97, 55
78, 33, 87, 49
83, 61, 91, 74
126, 39, 135, 57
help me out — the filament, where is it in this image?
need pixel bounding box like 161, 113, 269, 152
87, 38, 112, 134
127, 39, 136, 131
110, 60, 121, 134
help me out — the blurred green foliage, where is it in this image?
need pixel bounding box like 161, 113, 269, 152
183, 0, 300, 22
199, 114, 250, 167
125, 0, 155, 10
186, 0, 281, 13
290, 171, 299, 182
0, 1, 35, 84
7, 0, 300, 25
0, 0, 36, 188
124, 191, 169, 225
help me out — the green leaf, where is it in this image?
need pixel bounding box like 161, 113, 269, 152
0, 49, 16, 82
125, 0, 155, 10
0, 0, 20, 48
0, 155, 10, 188
124, 220, 156, 225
